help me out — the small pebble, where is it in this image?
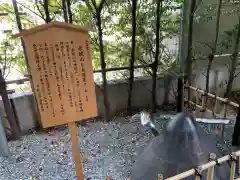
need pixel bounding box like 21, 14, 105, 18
0, 111, 233, 180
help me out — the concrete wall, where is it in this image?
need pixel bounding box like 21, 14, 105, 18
187, 0, 240, 94
97, 76, 176, 116
0, 92, 40, 133
192, 62, 240, 96
0, 76, 177, 133
193, 0, 239, 56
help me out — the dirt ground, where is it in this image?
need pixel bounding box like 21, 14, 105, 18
0, 111, 235, 180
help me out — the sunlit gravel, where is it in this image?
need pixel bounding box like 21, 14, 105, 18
0, 111, 234, 180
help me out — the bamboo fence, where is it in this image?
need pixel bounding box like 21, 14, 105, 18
184, 84, 239, 132
183, 84, 239, 115
164, 150, 240, 180
183, 84, 239, 135
107, 150, 240, 180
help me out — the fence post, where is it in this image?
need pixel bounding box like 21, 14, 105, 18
0, 118, 10, 157
194, 167, 202, 180
223, 99, 228, 118
158, 174, 163, 180
196, 89, 199, 105
207, 153, 216, 180
183, 84, 188, 110
201, 94, 206, 118
219, 98, 228, 137
194, 89, 199, 116
238, 155, 240, 177
232, 104, 240, 146
213, 95, 218, 117
177, 77, 183, 112
230, 154, 237, 180
213, 95, 219, 134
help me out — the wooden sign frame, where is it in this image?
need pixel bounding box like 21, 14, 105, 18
15, 21, 99, 180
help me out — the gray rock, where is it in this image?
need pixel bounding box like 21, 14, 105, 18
130, 112, 230, 180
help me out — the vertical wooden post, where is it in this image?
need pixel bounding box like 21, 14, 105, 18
195, 89, 200, 116
230, 154, 237, 180
223, 100, 228, 118
0, 118, 10, 157
62, 0, 68, 22
185, 85, 190, 110
201, 94, 206, 118
194, 168, 202, 180
68, 122, 84, 180
151, 0, 161, 113
207, 153, 216, 180
220, 99, 228, 137
183, 85, 187, 109
188, 85, 190, 102
158, 174, 163, 180
232, 104, 240, 146
196, 89, 199, 105
213, 96, 218, 117
12, 0, 42, 129
213, 96, 218, 133
195, 174, 201, 180
177, 78, 183, 112
238, 155, 240, 177
201, 94, 205, 108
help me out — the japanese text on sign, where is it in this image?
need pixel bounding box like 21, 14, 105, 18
15, 23, 98, 128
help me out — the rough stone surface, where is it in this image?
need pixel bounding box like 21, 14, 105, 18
131, 112, 231, 180
0, 111, 235, 180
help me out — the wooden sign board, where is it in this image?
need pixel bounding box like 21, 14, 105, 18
15, 22, 98, 128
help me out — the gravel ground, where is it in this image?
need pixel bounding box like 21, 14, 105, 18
0, 111, 235, 180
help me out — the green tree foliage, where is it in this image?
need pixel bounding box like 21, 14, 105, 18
0, 0, 182, 75
0, 33, 26, 78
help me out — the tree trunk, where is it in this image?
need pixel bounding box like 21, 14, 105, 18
0, 71, 20, 140
177, 77, 183, 112
205, 54, 213, 96
225, 17, 240, 99
83, 0, 109, 120
184, 0, 196, 102
66, 0, 73, 23
96, 10, 110, 121
43, 0, 51, 23
11, 0, 34, 140
12, 0, 42, 129
62, 0, 68, 22
178, 0, 189, 112
12, 0, 29, 68
205, 0, 222, 107
152, 0, 162, 113
127, 0, 137, 114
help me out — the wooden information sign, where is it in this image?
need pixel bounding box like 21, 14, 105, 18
14, 21, 98, 180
